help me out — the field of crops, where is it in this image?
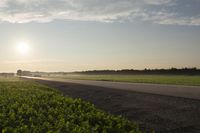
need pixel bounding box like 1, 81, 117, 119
0, 77, 141, 133
50, 74, 200, 86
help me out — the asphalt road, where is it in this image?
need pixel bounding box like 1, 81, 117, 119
23, 76, 200, 100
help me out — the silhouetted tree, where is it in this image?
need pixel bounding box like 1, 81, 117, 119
17, 70, 22, 76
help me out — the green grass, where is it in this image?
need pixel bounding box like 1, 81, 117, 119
0, 77, 141, 133
50, 74, 200, 86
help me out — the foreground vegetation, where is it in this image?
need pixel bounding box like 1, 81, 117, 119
50, 74, 200, 86
0, 77, 141, 133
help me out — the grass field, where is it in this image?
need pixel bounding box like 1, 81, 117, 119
0, 77, 141, 133
49, 74, 200, 86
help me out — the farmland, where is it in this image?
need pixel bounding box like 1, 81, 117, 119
48, 74, 200, 86
0, 77, 141, 133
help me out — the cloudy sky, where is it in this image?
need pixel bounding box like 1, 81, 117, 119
0, 0, 200, 72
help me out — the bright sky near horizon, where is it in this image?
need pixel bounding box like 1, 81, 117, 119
0, 0, 200, 72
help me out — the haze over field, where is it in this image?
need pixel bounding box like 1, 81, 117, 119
0, 0, 200, 72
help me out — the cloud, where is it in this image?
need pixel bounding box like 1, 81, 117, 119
0, 0, 200, 26
0, 0, 136, 23
135, 11, 200, 26
143, 0, 173, 5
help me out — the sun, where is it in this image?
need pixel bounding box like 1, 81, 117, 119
17, 42, 30, 55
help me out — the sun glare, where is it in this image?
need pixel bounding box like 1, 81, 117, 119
17, 42, 30, 55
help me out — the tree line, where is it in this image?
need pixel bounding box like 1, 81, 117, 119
0, 73, 15, 77
74, 68, 200, 75
16, 67, 200, 76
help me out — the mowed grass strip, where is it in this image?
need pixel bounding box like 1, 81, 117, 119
0, 78, 141, 133
54, 74, 200, 86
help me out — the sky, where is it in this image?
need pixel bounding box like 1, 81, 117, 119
0, 0, 200, 72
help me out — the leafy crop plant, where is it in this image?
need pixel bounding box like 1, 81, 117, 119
0, 79, 142, 133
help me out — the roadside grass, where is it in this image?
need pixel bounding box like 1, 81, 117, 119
50, 74, 200, 86
0, 77, 141, 133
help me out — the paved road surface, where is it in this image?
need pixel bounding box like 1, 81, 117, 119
23, 76, 200, 100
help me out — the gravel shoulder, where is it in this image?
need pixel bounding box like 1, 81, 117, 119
28, 79, 200, 133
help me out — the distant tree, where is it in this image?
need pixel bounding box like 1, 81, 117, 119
22, 71, 31, 76
17, 70, 22, 76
